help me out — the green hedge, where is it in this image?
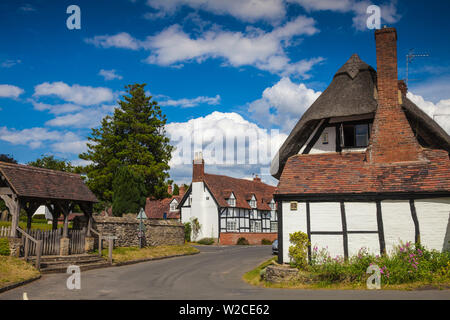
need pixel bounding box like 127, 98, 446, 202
197, 238, 215, 245
237, 237, 249, 245
261, 238, 273, 245
0, 237, 10, 256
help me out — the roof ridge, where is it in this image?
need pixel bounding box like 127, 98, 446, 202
0, 161, 80, 177
204, 172, 276, 188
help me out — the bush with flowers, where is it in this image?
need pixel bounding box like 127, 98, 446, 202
295, 241, 449, 286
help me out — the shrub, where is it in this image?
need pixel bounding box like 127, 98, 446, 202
0, 237, 10, 256
197, 237, 215, 245
184, 222, 192, 242
237, 237, 249, 245
261, 238, 273, 245
288, 231, 310, 270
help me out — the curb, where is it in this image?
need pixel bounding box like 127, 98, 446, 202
0, 275, 41, 294
112, 250, 200, 267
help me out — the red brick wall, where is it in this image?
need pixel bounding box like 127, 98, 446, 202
367, 27, 423, 164
192, 159, 204, 182
219, 232, 277, 245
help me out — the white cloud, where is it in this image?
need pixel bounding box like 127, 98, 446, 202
141, 16, 321, 77
145, 0, 286, 23
33, 82, 114, 106
45, 105, 116, 128
0, 84, 24, 98
85, 32, 141, 50
98, 69, 123, 81
248, 77, 321, 131
407, 92, 450, 134
51, 132, 88, 154
166, 111, 287, 185
1, 59, 21, 68
289, 0, 401, 31
159, 94, 220, 107
29, 100, 82, 115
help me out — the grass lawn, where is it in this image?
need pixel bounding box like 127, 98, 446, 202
243, 258, 450, 291
98, 245, 199, 263
0, 256, 40, 289
0, 221, 70, 231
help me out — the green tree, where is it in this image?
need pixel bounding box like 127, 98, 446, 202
79, 84, 174, 205
112, 166, 146, 217
28, 155, 74, 172
173, 184, 179, 195
0, 154, 17, 163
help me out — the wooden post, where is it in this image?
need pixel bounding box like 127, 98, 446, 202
98, 237, 103, 257
35, 240, 42, 270
108, 238, 113, 264
10, 196, 20, 238
24, 237, 29, 260
26, 212, 32, 231
63, 213, 69, 238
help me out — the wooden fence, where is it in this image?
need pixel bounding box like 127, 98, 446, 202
0, 226, 86, 256
0, 225, 11, 237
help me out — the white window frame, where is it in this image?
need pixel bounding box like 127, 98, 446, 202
227, 192, 236, 207
249, 195, 257, 209
170, 199, 178, 212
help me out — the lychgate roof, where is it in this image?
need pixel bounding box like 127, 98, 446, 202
0, 161, 98, 202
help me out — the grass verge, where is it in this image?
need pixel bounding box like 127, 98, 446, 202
0, 256, 40, 290
0, 221, 70, 231
243, 258, 450, 291
98, 245, 199, 263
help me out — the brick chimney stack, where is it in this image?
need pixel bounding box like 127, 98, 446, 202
167, 184, 172, 195
253, 174, 261, 182
367, 27, 423, 164
192, 152, 205, 182
179, 185, 186, 197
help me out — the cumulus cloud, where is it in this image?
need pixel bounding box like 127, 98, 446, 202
86, 16, 322, 77
166, 111, 287, 184
145, 0, 286, 23
29, 100, 82, 115
0, 84, 24, 98
288, 0, 401, 31
45, 105, 117, 128
98, 69, 123, 81
248, 77, 321, 131
159, 94, 220, 107
33, 81, 114, 106
407, 92, 450, 134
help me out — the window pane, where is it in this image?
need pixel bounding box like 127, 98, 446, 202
355, 124, 369, 147
343, 124, 355, 147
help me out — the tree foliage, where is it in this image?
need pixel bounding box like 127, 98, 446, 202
79, 84, 174, 204
173, 184, 179, 195
0, 154, 17, 164
28, 155, 74, 172
112, 166, 146, 217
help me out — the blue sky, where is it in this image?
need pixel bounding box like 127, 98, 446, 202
1, 0, 450, 185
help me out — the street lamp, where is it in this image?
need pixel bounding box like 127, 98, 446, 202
137, 207, 146, 248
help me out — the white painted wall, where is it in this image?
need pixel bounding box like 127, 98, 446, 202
180, 181, 219, 240
415, 198, 450, 252
281, 201, 307, 263
281, 199, 450, 264
309, 126, 336, 154
381, 200, 416, 255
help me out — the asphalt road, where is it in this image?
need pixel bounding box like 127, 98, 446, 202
1, 245, 449, 300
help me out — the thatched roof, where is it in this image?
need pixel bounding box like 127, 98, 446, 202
0, 162, 98, 203
271, 54, 450, 179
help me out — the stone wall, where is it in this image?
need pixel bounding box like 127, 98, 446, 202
92, 216, 184, 247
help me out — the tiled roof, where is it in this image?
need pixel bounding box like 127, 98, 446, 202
145, 196, 181, 219
202, 173, 276, 210
277, 149, 450, 195
0, 162, 97, 202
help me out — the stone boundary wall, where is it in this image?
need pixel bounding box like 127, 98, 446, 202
91, 216, 184, 247
219, 232, 277, 245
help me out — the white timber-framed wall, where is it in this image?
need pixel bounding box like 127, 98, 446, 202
277, 196, 450, 264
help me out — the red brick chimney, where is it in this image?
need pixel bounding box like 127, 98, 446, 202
192, 152, 205, 182
167, 184, 172, 195
179, 185, 186, 197
367, 27, 424, 164
253, 174, 261, 182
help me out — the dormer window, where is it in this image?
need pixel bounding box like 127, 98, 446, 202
340, 122, 372, 148
170, 200, 178, 211
227, 192, 236, 207
269, 199, 276, 210
248, 195, 257, 208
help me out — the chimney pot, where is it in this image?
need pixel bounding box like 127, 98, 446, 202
192, 153, 205, 182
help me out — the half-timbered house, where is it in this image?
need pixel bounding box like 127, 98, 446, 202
271, 27, 450, 263
179, 152, 278, 244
